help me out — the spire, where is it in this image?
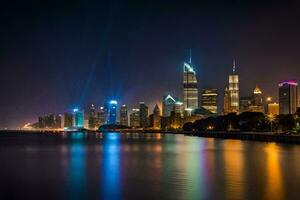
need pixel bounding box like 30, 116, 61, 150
189, 48, 192, 64
232, 59, 236, 73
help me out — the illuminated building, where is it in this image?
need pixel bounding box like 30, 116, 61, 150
64, 112, 73, 128
73, 109, 84, 128
54, 114, 62, 128
139, 102, 149, 128
279, 80, 298, 114
38, 114, 61, 129
170, 110, 182, 129
174, 101, 184, 117
108, 100, 117, 124
249, 85, 264, 113
149, 104, 161, 129
223, 87, 230, 114
228, 60, 239, 113
162, 94, 177, 117
87, 104, 96, 129
201, 89, 218, 114
120, 104, 128, 126
268, 103, 279, 115
130, 108, 140, 128
239, 96, 252, 113
96, 106, 107, 127
183, 54, 198, 112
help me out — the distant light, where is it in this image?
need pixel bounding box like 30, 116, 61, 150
164, 94, 176, 102
100, 107, 104, 110
278, 80, 298, 87
73, 108, 79, 112
266, 97, 272, 102
110, 100, 117, 105
175, 101, 183, 105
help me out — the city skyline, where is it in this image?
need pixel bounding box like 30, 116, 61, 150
1, 1, 300, 128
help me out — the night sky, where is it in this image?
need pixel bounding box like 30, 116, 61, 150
1, 0, 300, 128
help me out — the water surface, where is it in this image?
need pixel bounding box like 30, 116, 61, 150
1, 132, 300, 200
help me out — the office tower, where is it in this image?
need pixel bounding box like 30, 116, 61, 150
201, 89, 218, 114
87, 104, 96, 129
120, 104, 128, 126
268, 103, 279, 115
223, 87, 230, 114
107, 100, 117, 124
279, 80, 298, 114
54, 114, 62, 129
139, 102, 149, 128
183, 54, 198, 112
73, 108, 84, 128
228, 60, 239, 113
130, 108, 140, 128
149, 104, 161, 129
38, 116, 46, 128
64, 112, 73, 128
162, 94, 177, 117
239, 96, 252, 113
250, 85, 264, 113
96, 106, 107, 127
174, 101, 184, 117
170, 110, 182, 129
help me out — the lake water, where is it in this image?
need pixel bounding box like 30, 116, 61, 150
1, 132, 300, 200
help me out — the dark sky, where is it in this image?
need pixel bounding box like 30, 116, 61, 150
1, 0, 300, 128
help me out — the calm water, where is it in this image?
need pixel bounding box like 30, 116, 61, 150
1, 132, 300, 200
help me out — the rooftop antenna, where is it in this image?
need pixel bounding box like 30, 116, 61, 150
233, 59, 236, 73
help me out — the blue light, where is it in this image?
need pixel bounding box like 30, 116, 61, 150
109, 100, 118, 105
73, 108, 79, 112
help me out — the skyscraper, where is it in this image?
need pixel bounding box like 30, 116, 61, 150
139, 102, 149, 128
149, 104, 161, 129
73, 108, 84, 128
107, 100, 117, 124
87, 104, 96, 129
249, 85, 264, 113
96, 106, 107, 127
223, 87, 230, 114
64, 112, 73, 128
201, 89, 218, 114
120, 104, 128, 126
130, 108, 140, 128
183, 54, 198, 112
162, 94, 177, 117
279, 80, 298, 114
228, 60, 239, 113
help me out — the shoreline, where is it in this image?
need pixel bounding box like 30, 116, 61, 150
1, 129, 300, 144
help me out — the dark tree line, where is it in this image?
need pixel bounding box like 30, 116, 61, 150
183, 112, 299, 133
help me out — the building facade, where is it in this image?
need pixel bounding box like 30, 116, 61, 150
201, 89, 218, 114
149, 104, 161, 129
107, 100, 117, 124
130, 108, 140, 128
139, 102, 149, 128
279, 80, 298, 114
228, 60, 239, 113
73, 109, 84, 128
183, 59, 198, 112
120, 104, 128, 126
162, 94, 177, 117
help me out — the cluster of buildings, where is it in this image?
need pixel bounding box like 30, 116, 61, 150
35, 56, 299, 130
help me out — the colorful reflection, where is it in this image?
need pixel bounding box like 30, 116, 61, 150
264, 143, 284, 199
223, 140, 245, 199
101, 132, 121, 200
67, 132, 86, 199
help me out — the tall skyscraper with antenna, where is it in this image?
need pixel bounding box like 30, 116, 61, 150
183, 50, 198, 114
227, 59, 239, 113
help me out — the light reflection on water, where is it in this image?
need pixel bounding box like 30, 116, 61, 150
1, 132, 300, 199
